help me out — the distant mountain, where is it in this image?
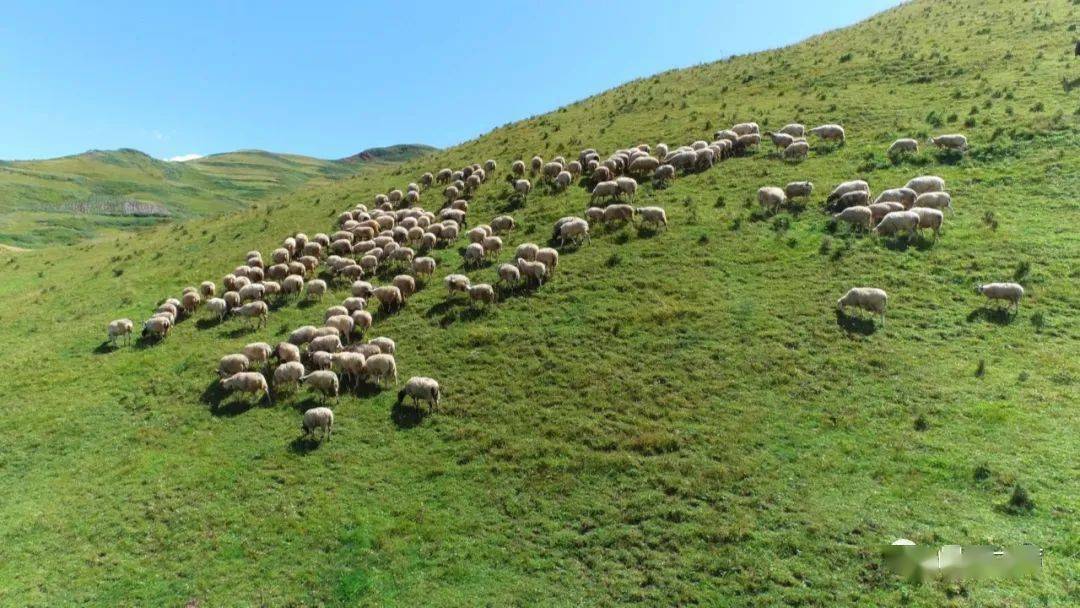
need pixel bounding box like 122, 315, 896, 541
0, 145, 433, 247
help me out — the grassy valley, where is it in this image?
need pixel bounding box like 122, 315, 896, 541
0, 0, 1076, 605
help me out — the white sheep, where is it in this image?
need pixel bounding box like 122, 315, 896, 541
929, 134, 968, 151
975, 282, 1024, 311
273, 361, 305, 392
779, 123, 805, 137
498, 263, 521, 287
219, 354, 250, 377
732, 122, 759, 135
635, 206, 668, 229
306, 279, 327, 301
837, 288, 888, 324
276, 341, 301, 363
905, 175, 945, 194
827, 180, 869, 203
833, 206, 873, 231
365, 353, 398, 386
232, 301, 268, 328
536, 247, 559, 274
603, 204, 635, 225
107, 318, 134, 346
333, 351, 366, 387
783, 141, 810, 160
559, 218, 590, 247
757, 186, 787, 213
309, 334, 343, 354
397, 377, 441, 411
220, 372, 270, 403
911, 207, 944, 238
874, 211, 920, 238
869, 202, 905, 223
445, 273, 471, 296
784, 181, 814, 199
301, 406, 334, 440
199, 281, 216, 298
373, 285, 404, 312
515, 243, 539, 261
301, 371, 339, 399
809, 123, 846, 143
590, 181, 621, 204
490, 216, 515, 234
325, 315, 355, 342
888, 138, 919, 156
913, 192, 953, 213
834, 190, 871, 210
468, 283, 496, 307
615, 176, 638, 201
517, 258, 547, 287
288, 325, 317, 346
654, 164, 676, 184
765, 131, 795, 150
874, 187, 918, 208
242, 342, 272, 367
464, 242, 485, 267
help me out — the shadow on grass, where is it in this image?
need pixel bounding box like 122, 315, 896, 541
967, 307, 1015, 325
882, 235, 916, 252
93, 341, 119, 354
195, 317, 224, 330
224, 325, 257, 338
391, 401, 428, 429
835, 310, 879, 336
288, 435, 325, 455
296, 298, 319, 310
934, 150, 966, 165
201, 379, 262, 416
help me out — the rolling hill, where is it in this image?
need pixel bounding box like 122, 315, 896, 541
0, 145, 435, 247
0, 0, 1076, 606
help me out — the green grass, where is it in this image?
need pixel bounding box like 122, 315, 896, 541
0, 0, 1077, 605
0, 146, 435, 247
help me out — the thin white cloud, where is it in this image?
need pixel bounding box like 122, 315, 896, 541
166, 153, 204, 162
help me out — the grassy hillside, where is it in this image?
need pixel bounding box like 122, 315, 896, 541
0, 0, 1077, 605
0, 146, 434, 247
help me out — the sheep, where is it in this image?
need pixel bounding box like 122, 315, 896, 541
888, 138, 919, 156
535, 247, 559, 274
779, 123, 805, 137
309, 334, 343, 355
911, 207, 944, 239
585, 207, 605, 223
833, 206, 873, 231
635, 206, 668, 229
436, 168, 453, 184
232, 301, 268, 328
219, 354, 250, 377
332, 351, 366, 387
199, 281, 216, 298
837, 288, 888, 324
913, 192, 953, 213
468, 283, 496, 307
827, 180, 869, 203
325, 314, 355, 342
784, 181, 814, 200
306, 279, 327, 301
874, 211, 920, 238
481, 235, 503, 258
590, 181, 621, 204
732, 122, 759, 135
497, 263, 521, 287
713, 129, 738, 143
238, 283, 265, 303
420, 232, 437, 250
764, 131, 795, 150
388, 246, 415, 266
397, 377, 441, 412
276, 341, 301, 363
373, 285, 404, 312
310, 351, 334, 371
490, 215, 515, 234
734, 133, 761, 153
517, 258, 547, 287
440, 208, 467, 225
220, 372, 270, 403
513, 179, 531, 202
267, 264, 289, 281
627, 156, 660, 176
484, 159, 497, 174
281, 275, 304, 297
874, 187, 918, 208
975, 282, 1024, 311
242, 342, 272, 367
602, 204, 635, 225
530, 156, 543, 174
567, 160, 582, 177
554, 170, 573, 191
832, 190, 871, 210
929, 134, 968, 151
273, 361, 305, 392
615, 176, 638, 201
300, 371, 339, 399
757, 186, 787, 213
223, 291, 242, 310
443, 185, 460, 203
181, 292, 201, 315
654, 164, 676, 185
809, 123, 846, 143
365, 353, 398, 386
868, 202, 905, 223
313, 326, 341, 339
905, 175, 945, 194
445, 273, 471, 296
351, 310, 372, 336
515, 243, 539, 262
558, 218, 590, 247
783, 141, 810, 160
107, 318, 134, 346
511, 160, 525, 176
392, 274, 416, 299
467, 225, 489, 243
359, 255, 379, 273
412, 256, 436, 277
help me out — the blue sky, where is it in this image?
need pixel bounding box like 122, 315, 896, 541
0, 0, 902, 161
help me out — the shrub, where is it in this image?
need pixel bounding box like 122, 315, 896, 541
1003, 484, 1035, 514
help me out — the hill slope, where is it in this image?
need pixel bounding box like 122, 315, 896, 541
0, 146, 434, 247
0, 0, 1076, 606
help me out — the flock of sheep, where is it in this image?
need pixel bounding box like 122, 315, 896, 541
104, 117, 1021, 440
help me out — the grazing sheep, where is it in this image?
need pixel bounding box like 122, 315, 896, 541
392, 275, 416, 299
107, 318, 134, 346
511, 160, 525, 176
238, 283, 265, 303
590, 181, 621, 204
558, 218, 590, 247
276, 342, 301, 363
181, 292, 201, 315
411, 256, 435, 277
515, 243, 539, 261
332, 351, 366, 387
142, 316, 172, 340
615, 176, 638, 201
530, 156, 543, 174
833, 190, 871, 210
603, 204, 635, 225
220, 372, 270, 403
468, 283, 496, 307
535, 247, 559, 274
242, 342, 272, 367
888, 138, 919, 156
732, 122, 759, 135
463, 242, 485, 267
497, 263, 521, 287
911, 207, 944, 238
309, 334, 343, 354
513, 178, 531, 202
783, 141, 810, 160
313, 326, 341, 339
654, 164, 676, 185
517, 258, 547, 287
397, 377, 441, 411
779, 123, 805, 137
481, 235, 503, 258
905, 175, 945, 194
305, 279, 327, 301
325, 314, 355, 342
223, 291, 242, 310
784, 181, 814, 199
219, 354, 250, 377
874, 187, 918, 208
868, 202, 905, 223
913, 192, 953, 213
467, 226, 489, 243
310, 351, 334, 371
809, 123, 846, 143
635, 206, 668, 229
490, 216, 515, 235
301, 371, 339, 399
199, 281, 216, 298
365, 353, 398, 386
837, 288, 888, 324
371, 285, 403, 312
628, 156, 660, 176
273, 361, 305, 392
929, 134, 968, 151
232, 301, 268, 328
585, 207, 605, 223
765, 131, 795, 150
874, 211, 920, 238
833, 206, 873, 231
827, 180, 870, 203
281, 275, 304, 297
734, 133, 761, 153
436, 168, 452, 184
301, 406, 334, 440
350, 310, 372, 336
367, 336, 395, 355
554, 170, 573, 190
445, 273, 471, 295
757, 186, 787, 213
975, 282, 1024, 311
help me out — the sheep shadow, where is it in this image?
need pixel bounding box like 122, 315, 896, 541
93, 341, 119, 355
288, 435, 324, 455
635, 225, 662, 239
882, 235, 915, 252
835, 310, 878, 336
195, 317, 224, 330
934, 150, 966, 165
201, 379, 259, 416
133, 335, 164, 350
296, 298, 319, 310
391, 401, 429, 429
967, 307, 1014, 326
224, 325, 257, 338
